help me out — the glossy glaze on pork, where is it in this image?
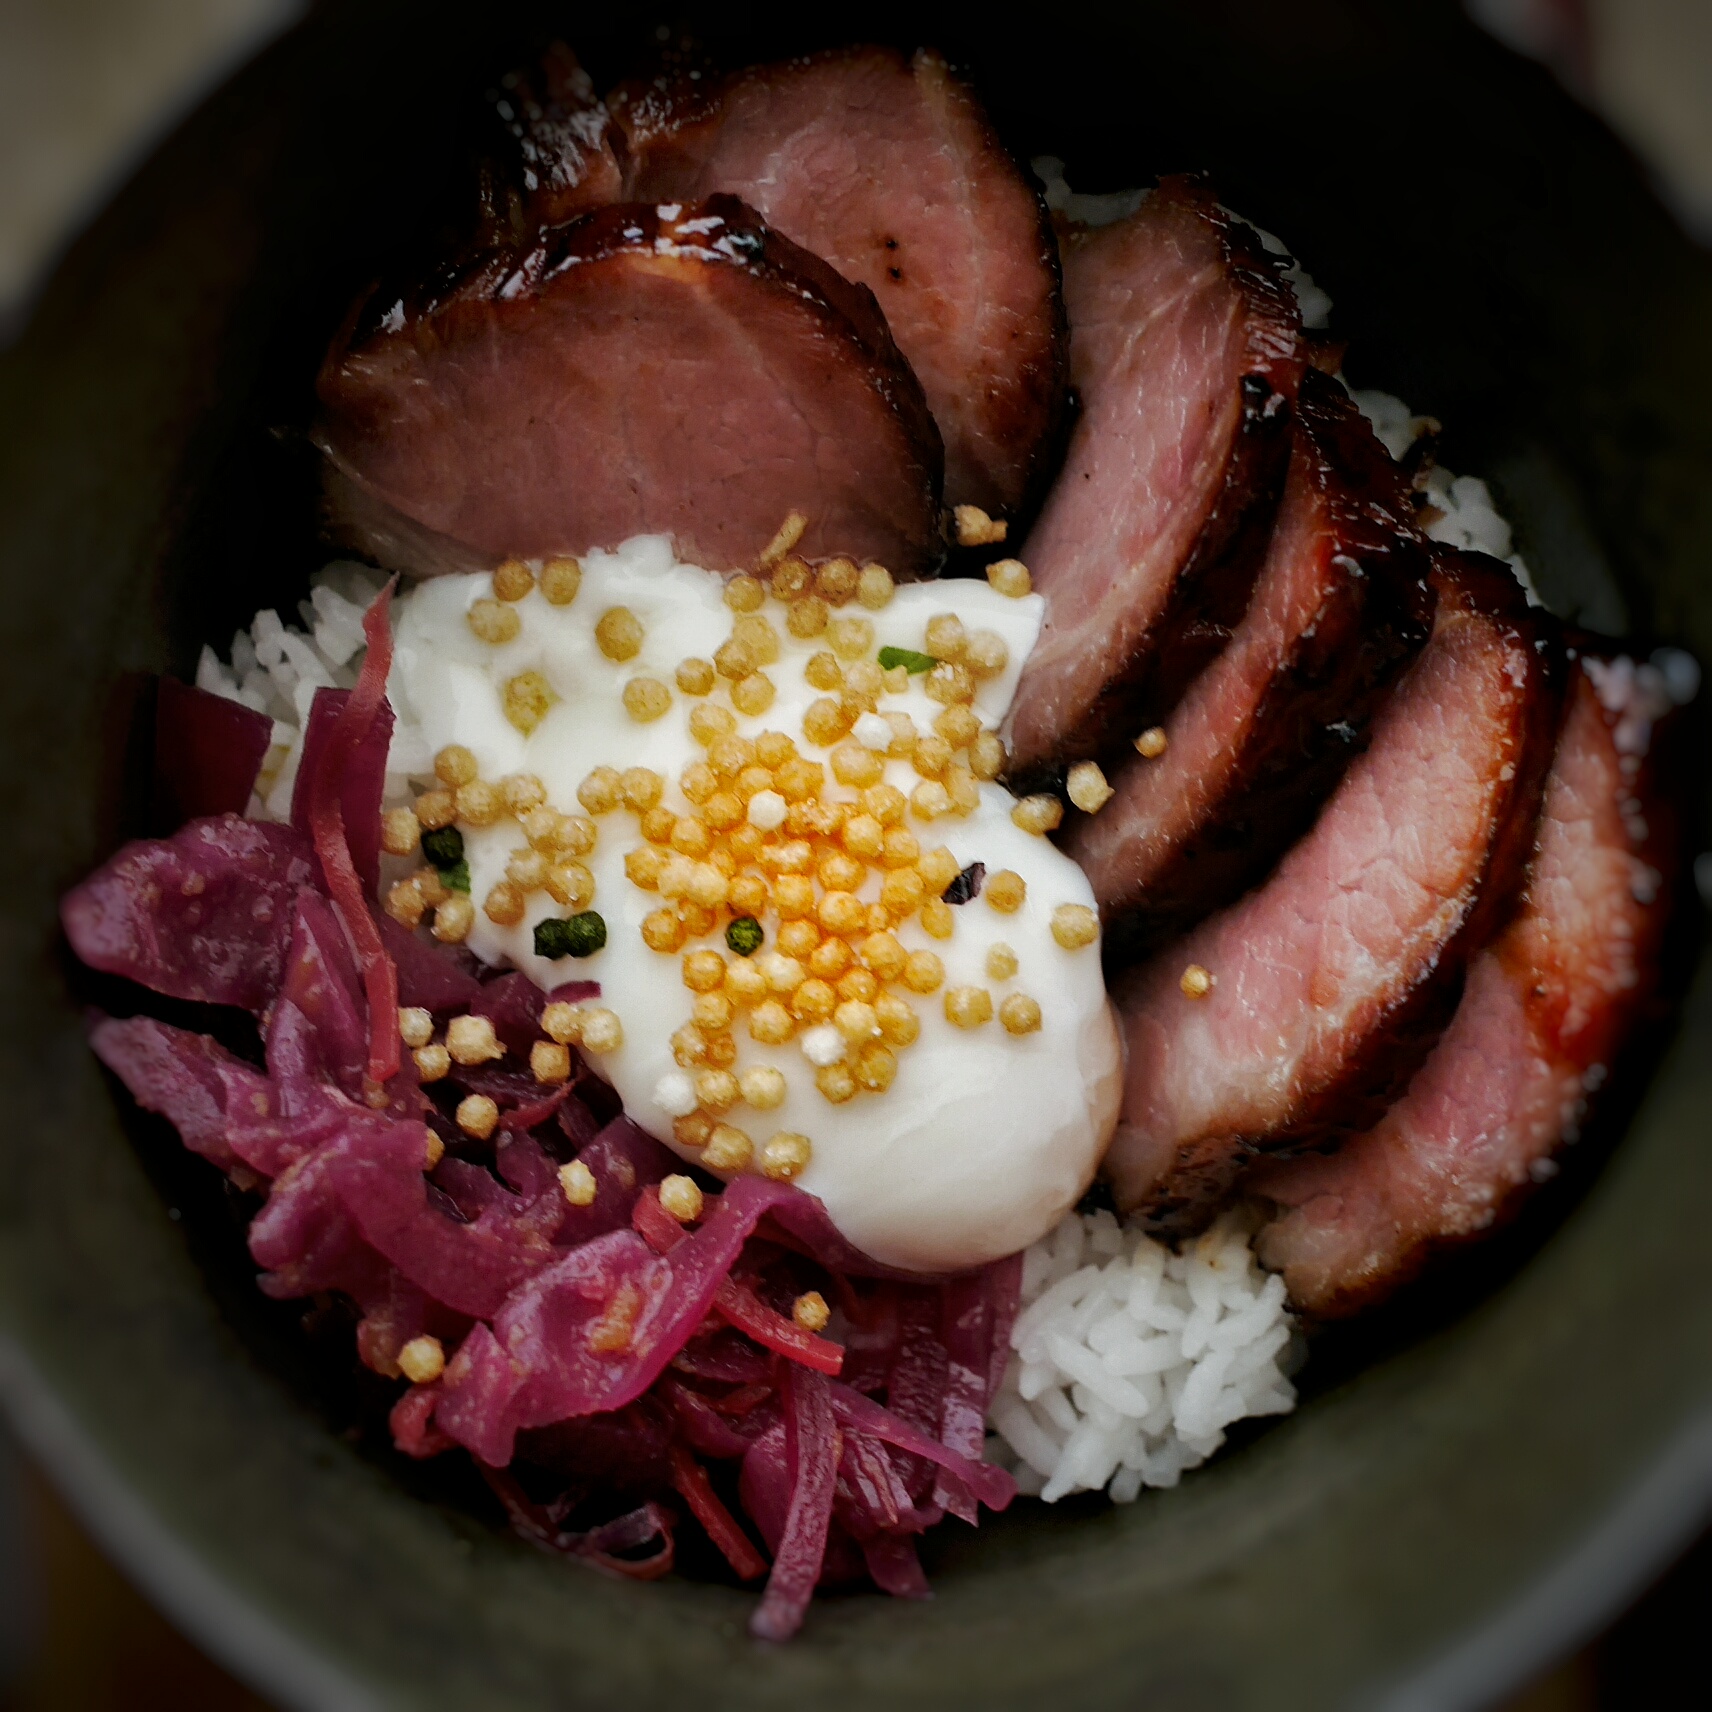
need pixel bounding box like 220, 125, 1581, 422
1003, 178, 1305, 780
1106, 552, 1563, 1231
1066, 367, 1433, 957
316, 196, 944, 577
608, 46, 1067, 521
1251, 654, 1676, 1314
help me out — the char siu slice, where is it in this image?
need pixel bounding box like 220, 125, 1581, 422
1066, 369, 1433, 958
487, 43, 623, 227
1106, 551, 1562, 1231
1251, 653, 1677, 1315
609, 45, 1066, 520
315, 197, 943, 578
1003, 179, 1304, 779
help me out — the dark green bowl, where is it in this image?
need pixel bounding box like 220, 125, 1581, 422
2, 3, 1709, 1707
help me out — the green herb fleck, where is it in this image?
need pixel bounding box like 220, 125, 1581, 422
877, 646, 937, 674
421, 826, 465, 868
725, 915, 764, 957
534, 912, 607, 960
440, 859, 471, 894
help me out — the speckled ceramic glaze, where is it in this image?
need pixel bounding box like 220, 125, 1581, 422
1, 4, 1708, 1708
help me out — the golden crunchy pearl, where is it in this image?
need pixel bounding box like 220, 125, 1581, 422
875, 993, 920, 1046
749, 1000, 795, 1045
902, 950, 944, 994
458, 779, 503, 827
732, 672, 775, 716
413, 1042, 450, 1082
484, 881, 525, 926
1000, 993, 1043, 1035
816, 558, 860, 606
944, 986, 993, 1029
986, 943, 1019, 981
540, 556, 581, 605
879, 869, 926, 920
702, 1125, 753, 1171
739, 1065, 788, 1111
769, 552, 811, 599
732, 613, 781, 665
986, 869, 1027, 914
544, 861, 594, 908
659, 1174, 705, 1221
724, 573, 766, 613
493, 558, 534, 601
559, 1159, 598, 1206
789, 979, 836, 1023
431, 895, 475, 944
623, 677, 672, 722
920, 897, 955, 939
435, 744, 478, 787
793, 1291, 831, 1332
1067, 760, 1114, 813
815, 1062, 858, 1104
714, 638, 754, 682
1180, 963, 1215, 999
833, 999, 879, 1043
964, 629, 1010, 679
856, 563, 894, 608
925, 661, 976, 706
1051, 904, 1100, 950
694, 1068, 739, 1114
689, 702, 737, 747
1135, 726, 1169, 758
853, 1041, 897, 1092
1012, 793, 1065, 835
858, 931, 906, 982
641, 908, 686, 953
414, 788, 456, 831
969, 730, 1007, 780
808, 936, 854, 979
933, 704, 980, 749
776, 919, 820, 960
503, 672, 556, 734
577, 767, 623, 815
924, 612, 966, 663
760, 1132, 812, 1180
531, 1039, 571, 1083
578, 1009, 623, 1053
910, 780, 951, 821
676, 656, 716, 696
826, 614, 874, 661
595, 606, 643, 662
682, 950, 726, 993
500, 772, 548, 815
381, 807, 420, 857
467, 598, 520, 645
457, 1093, 499, 1139
917, 846, 962, 894
541, 1002, 584, 1044
399, 1335, 447, 1383
986, 558, 1032, 597
673, 1111, 713, 1147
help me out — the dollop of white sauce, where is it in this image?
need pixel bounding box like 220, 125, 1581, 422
388, 537, 1121, 1273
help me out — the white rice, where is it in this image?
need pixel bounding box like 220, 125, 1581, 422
987, 1208, 1298, 1503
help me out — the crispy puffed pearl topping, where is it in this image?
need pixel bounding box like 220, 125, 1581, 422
484, 881, 526, 926
793, 1290, 831, 1332
1135, 726, 1170, 758
1012, 794, 1065, 835
414, 788, 456, 830
1000, 993, 1043, 1035
659, 1174, 705, 1221
446, 1014, 503, 1065
986, 557, 1032, 597
435, 744, 478, 787
623, 677, 672, 722
986, 944, 1019, 982
954, 504, 1008, 547
689, 702, 737, 747
1051, 903, 1100, 950
825, 614, 874, 660
504, 671, 555, 734
531, 1040, 571, 1084
467, 598, 520, 644
493, 558, 534, 601
1180, 963, 1215, 999
457, 1093, 499, 1139
760, 1132, 812, 1180
739, 1065, 788, 1110
500, 771, 548, 814
458, 779, 503, 827
985, 869, 1027, 914
540, 556, 582, 605
559, 1159, 597, 1206
413, 1043, 450, 1083
924, 612, 966, 662
540, 1002, 584, 1044
578, 1009, 624, 1053
969, 730, 1007, 780
381, 807, 421, 857
676, 656, 715, 696
701, 1124, 753, 1170
725, 573, 766, 613
398, 1006, 434, 1049
398, 1335, 446, 1384
595, 606, 644, 661
856, 563, 894, 608
816, 558, 859, 606
431, 895, 475, 944
944, 986, 994, 1029
1067, 760, 1115, 814
577, 766, 623, 814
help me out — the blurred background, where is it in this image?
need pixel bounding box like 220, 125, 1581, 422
0, 0, 1709, 1705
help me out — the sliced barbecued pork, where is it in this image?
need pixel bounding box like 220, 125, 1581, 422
315, 197, 944, 578
1004, 179, 1305, 778
1106, 550, 1562, 1232
609, 45, 1066, 521
1250, 652, 1678, 1315
486, 42, 622, 227
1065, 369, 1434, 959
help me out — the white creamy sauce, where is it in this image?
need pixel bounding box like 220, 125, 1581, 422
387, 537, 1121, 1272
